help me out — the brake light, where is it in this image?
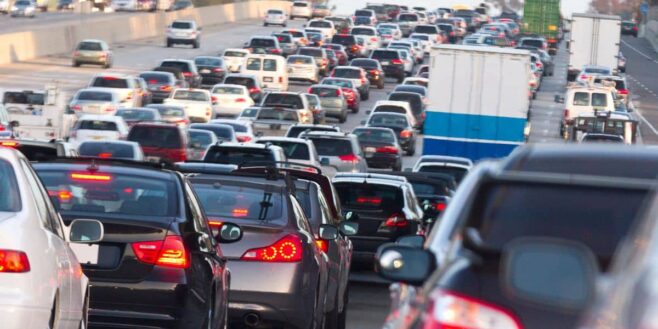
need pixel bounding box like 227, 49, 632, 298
370, 37, 377, 42
618, 89, 629, 95
132, 235, 189, 269
563, 109, 570, 119
211, 96, 218, 103
370, 69, 379, 75
103, 76, 117, 81
270, 48, 281, 54
73, 51, 80, 57
315, 239, 328, 253
0, 250, 30, 273
160, 85, 173, 91
212, 68, 224, 73
47, 190, 72, 203
360, 73, 367, 84
633, 26, 639, 32
279, 76, 283, 83
338, 154, 358, 163
357, 196, 382, 204
384, 213, 408, 227
400, 130, 412, 138
236, 135, 252, 143
335, 89, 342, 97
435, 202, 447, 211
376, 146, 398, 154
232, 208, 249, 217
72, 105, 81, 111
248, 87, 261, 94
98, 152, 112, 158
352, 45, 359, 52
535, 62, 543, 68
422, 290, 522, 329
0, 141, 18, 147
241, 234, 303, 262
182, 72, 193, 77
391, 59, 403, 65
235, 97, 246, 103
70, 172, 112, 182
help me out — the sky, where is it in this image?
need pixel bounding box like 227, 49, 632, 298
329, 0, 592, 18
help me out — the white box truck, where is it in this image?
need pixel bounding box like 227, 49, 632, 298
423, 45, 531, 161
567, 13, 621, 81
6, 84, 76, 140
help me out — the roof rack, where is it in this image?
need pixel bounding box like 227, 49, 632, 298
334, 172, 408, 183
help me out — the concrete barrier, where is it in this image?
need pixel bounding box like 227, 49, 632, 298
0, 0, 291, 65
645, 5, 658, 51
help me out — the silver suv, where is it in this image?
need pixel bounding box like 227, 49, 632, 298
166, 20, 201, 48
300, 131, 367, 173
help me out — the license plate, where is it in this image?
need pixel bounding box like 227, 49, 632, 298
70, 243, 99, 265
263, 77, 273, 82
146, 156, 161, 162
381, 61, 390, 65
86, 106, 100, 112
92, 136, 103, 140
200, 69, 210, 74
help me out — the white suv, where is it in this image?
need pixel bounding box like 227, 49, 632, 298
166, 20, 201, 48
291, 1, 312, 20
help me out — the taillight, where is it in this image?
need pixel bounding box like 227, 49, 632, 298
0, 250, 30, 273
315, 238, 328, 253
360, 73, 367, 84
357, 196, 382, 204
335, 89, 342, 97
0, 141, 18, 147
535, 62, 543, 68
270, 48, 281, 54
160, 85, 173, 91
563, 109, 570, 119
384, 213, 408, 228
422, 290, 522, 329
370, 69, 379, 75
171, 149, 187, 162
212, 68, 224, 73
211, 95, 218, 103
279, 76, 283, 83
241, 234, 303, 262
235, 97, 246, 103
48, 190, 72, 203
370, 37, 377, 42
132, 235, 189, 269
70, 172, 112, 182
618, 89, 629, 95
391, 59, 403, 65
435, 202, 447, 211
400, 130, 412, 138
248, 87, 260, 94
73, 51, 80, 57
633, 26, 639, 32
237, 135, 252, 143
338, 154, 358, 163
376, 146, 398, 154
182, 72, 193, 77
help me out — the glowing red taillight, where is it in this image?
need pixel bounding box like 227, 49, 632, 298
400, 130, 412, 138
237, 135, 252, 143
376, 146, 398, 154
132, 235, 189, 269
315, 238, 328, 253
563, 109, 570, 119
70, 172, 112, 182
338, 154, 358, 163
241, 234, 303, 262
618, 89, 629, 95
435, 202, 447, 211
384, 213, 408, 227
0, 250, 30, 273
182, 72, 193, 77
391, 59, 403, 65
421, 290, 522, 329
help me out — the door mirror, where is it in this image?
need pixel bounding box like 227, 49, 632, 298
360, 120, 366, 125
215, 222, 243, 243
338, 221, 359, 236
320, 157, 330, 166
9, 120, 19, 128
503, 238, 598, 311
319, 224, 339, 240
365, 110, 371, 115
344, 211, 359, 221
375, 243, 436, 285
69, 219, 104, 243
554, 95, 565, 103
396, 235, 425, 248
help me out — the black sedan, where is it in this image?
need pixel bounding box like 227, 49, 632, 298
195, 56, 228, 88
352, 127, 403, 170
349, 58, 386, 89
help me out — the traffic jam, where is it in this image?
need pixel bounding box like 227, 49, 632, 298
0, 0, 655, 328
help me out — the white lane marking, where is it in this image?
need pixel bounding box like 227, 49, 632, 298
622, 39, 658, 63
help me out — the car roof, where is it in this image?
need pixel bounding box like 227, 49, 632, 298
257, 136, 311, 144
209, 142, 277, 150
161, 58, 194, 63
332, 173, 408, 187
375, 100, 411, 108
302, 131, 352, 138
290, 123, 339, 129
225, 73, 257, 79
79, 140, 139, 147
78, 87, 119, 94
32, 160, 179, 181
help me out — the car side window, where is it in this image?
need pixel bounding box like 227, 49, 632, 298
184, 181, 215, 250
290, 196, 313, 236
317, 189, 334, 225
20, 160, 65, 239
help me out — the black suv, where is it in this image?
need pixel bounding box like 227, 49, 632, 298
331, 34, 360, 59
33, 159, 243, 329
370, 49, 405, 82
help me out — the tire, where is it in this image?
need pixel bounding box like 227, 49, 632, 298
406, 146, 415, 156
351, 105, 358, 113
193, 39, 200, 49
263, 22, 268, 26
393, 163, 402, 172
338, 111, 347, 123
378, 81, 384, 89
166, 39, 172, 48
361, 91, 369, 101
397, 75, 404, 83
72, 61, 80, 67
103, 61, 111, 69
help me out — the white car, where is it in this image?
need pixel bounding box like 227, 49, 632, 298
0, 147, 104, 329
409, 33, 433, 53
111, 0, 137, 11
256, 136, 323, 168
68, 115, 129, 148
287, 55, 319, 84
9, 0, 35, 17
577, 65, 613, 84
351, 26, 380, 52
209, 119, 255, 143
164, 88, 214, 123
307, 19, 335, 40
370, 100, 418, 128
290, 0, 312, 20
69, 88, 123, 116
222, 48, 250, 73
87, 73, 142, 108
166, 19, 201, 48
78, 140, 144, 160
264, 8, 287, 26
210, 84, 255, 117
377, 23, 403, 40
0, 0, 9, 13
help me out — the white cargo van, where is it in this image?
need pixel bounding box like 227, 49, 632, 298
240, 54, 289, 92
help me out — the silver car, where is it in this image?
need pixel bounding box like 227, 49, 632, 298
287, 55, 319, 84
300, 131, 368, 172
308, 84, 348, 123
10, 0, 35, 17
69, 88, 122, 116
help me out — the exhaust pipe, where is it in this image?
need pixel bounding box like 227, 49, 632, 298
244, 313, 260, 327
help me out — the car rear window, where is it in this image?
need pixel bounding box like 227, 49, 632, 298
351, 27, 375, 36
584, 67, 611, 75
310, 20, 332, 28
160, 61, 192, 72
140, 73, 172, 84
191, 180, 284, 224
13, 145, 58, 162
204, 147, 274, 165
354, 10, 372, 16
398, 14, 418, 21
371, 50, 399, 60
409, 181, 448, 196
267, 9, 283, 14
37, 169, 178, 218
2, 91, 45, 105
417, 165, 467, 183
310, 86, 339, 97
116, 109, 157, 122
351, 59, 378, 69
322, 79, 352, 88
250, 38, 276, 47
257, 108, 299, 121
352, 128, 396, 144
332, 35, 356, 45
173, 90, 208, 101
91, 77, 129, 89
78, 120, 118, 131
333, 68, 361, 79
263, 94, 304, 109
259, 141, 310, 160
212, 86, 244, 94
216, 122, 248, 133
299, 48, 323, 57
171, 21, 192, 29
354, 17, 371, 25
374, 105, 406, 114
195, 57, 223, 66
469, 182, 649, 270
224, 76, 256, 88
414, 25, 438, 34
285, 30, 305, 38
411, 34, 430, 41
307, 137, 352, 156
275, 34, 293, 43
287, 126, 337, 137
368, 114, 408, 128
77, 42, 103, 51
335, 182, 403, 212
288, 56, 313, 64
190, 124, 234, 140
149, 105, 185, 118
188, 130, 214, 147
224, 51, 247, 57
293, 2, 308, 7
128, 126, 182, 148
520, 39, 543, 48
78, 142, 135, 159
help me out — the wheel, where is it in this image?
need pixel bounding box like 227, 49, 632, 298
103, 61, 111, 69
393, 163, 402, 171
193, 39, 200, 49
72, 61, 80, 67
351, 105, 358, 113
406, 146, 415, 156
378, 81, 384, 89
166, 39, 172, 48
338, 111, 347, 123
361, 91, 369, 101
283, 23, 287, 27
397, 75, 404, 83
263, 22, 268, 26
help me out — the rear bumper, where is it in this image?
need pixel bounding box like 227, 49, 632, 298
382, 65, 404, 77
167, 37, 197, 44
200, 74, 225, 87
365, 154, 400, 168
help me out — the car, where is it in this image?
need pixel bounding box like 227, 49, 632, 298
370, 48, 405, 82
594, 75, 630, 105
349, 58, 385, 89
202, 142, 286, 166
78, 140, 144, 160
329, 66, 370, 100
618, 51, 627, 73
312, 3, 331, 18
33, 158, 243, 329
72, 39, 112, 68
387, 92, 426, 130
139, 71, 180, 103
193, 56, 227, 88
331, 34, 361, 59
223, 73, 264, 103
273, 32, 299, 56
146, 103, 189, 126
577, 64, 613, 83
308, 19, 336, 40
388, 40, 420, 65
365, 4, 388, 23
307, 84, 349, 123
264, 8, 287, 26
114, 107, 160, 127
128, 122, 189, 163
222, 48, 250, 73
0, 148, 105, 329
190, 123, 238, 142
320, 77, 360, 113
88, 73, 142, 107
302, 92, 325, 124
300, 131, 367, 172
261, 91, 314, 122
411, 155, 472, 184
517, 36, 548, 51
68, 115, 129, 148
69, 88, 122, 116
158, 59, 202, 88
285, 123, 341, 138
396, 12, 420, 36
376, 23, 402, 40
186, 128, 217, 160
184, 166, 328, 329
305, 30, 325, 47
298, 47, 330, 75
437, 23, 458, 43
166, 19, 201, 48
241, 54, 289, 91
244, 36, 283, 56
209, 84, 255, 118
350, 26, 380, 52
621, 20, 638, 36
256, 136, 322, 168
377, 27, 395, 45
352, 127, 402, 170
281, 28, 310, 47
290, 0, 312, 19
363, 112, 416, 155
376, 144, 658, 329
412, 25, 441, 44
287, 55, 320, 84
560, 83, 617, 137
209, 119, 255, 143
517, 46, 555, 76
332, 173, 423, 268
408, 33, 433, 53
369, 100, 418, 129
0, 138, 77, 160
353, 8, 376, 24
164, 88, 214, 123
9, 0, 35, 17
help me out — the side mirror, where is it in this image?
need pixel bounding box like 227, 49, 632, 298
554, 95, 565, 103
9, 120, 19, 128
339, 221, 359, 236
69, 219, 104, 243
255, 131, 264, 137
365, 110, 371, 115
214, 222, 243, 243
396, 235, 425, 248
319, 224, 339, 240
375, 243, 436, 285
344, 211, 359, 221
320, 157, 330, 166
502, 237, 598, 311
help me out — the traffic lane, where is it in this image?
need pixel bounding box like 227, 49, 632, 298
0, 10, 138, 33
346, 283, 390, 329
621, 35, 658, 144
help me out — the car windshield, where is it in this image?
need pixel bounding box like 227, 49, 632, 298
77, 91, 113, 102
398, 14, 418, 21
322, 79, 352, 88
188, 130, 214, 147
417, 165, 467, 183
173, 90, 208, 101
204, 147, 274, 165
307, 137, 352, 156
469, 182, 649, 270
77, 42, 103, 51
116, 109, 156, 121
250, 38, 276, 47
195, 57, 222, 66
224, 51, 247, 57
0, 160, 21, 212
36, 169, 178, 218
91, 77, 129, 88
263, 94, 303, 109
128, 126, 182, 148
310, 21, 332, 28
191, 180, 284, 224
78, 120, 118, 131
335, 182, 403, 213
353, 128, 396, 143
351, 28, 375, 36
78, 142, 136, 159
171, 21, 192, 29
310, 87, 339, 97
259, 141, 310, 160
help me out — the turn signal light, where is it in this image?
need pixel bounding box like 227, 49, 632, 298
0, 250, 30, 273
241, 235, 303, 262
315, 239, 328, 253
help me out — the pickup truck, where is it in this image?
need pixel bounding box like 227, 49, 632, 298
164, 88, 214, 123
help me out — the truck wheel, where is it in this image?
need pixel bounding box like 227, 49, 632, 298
397, 75, 404, 83
166, 39, 172, 48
